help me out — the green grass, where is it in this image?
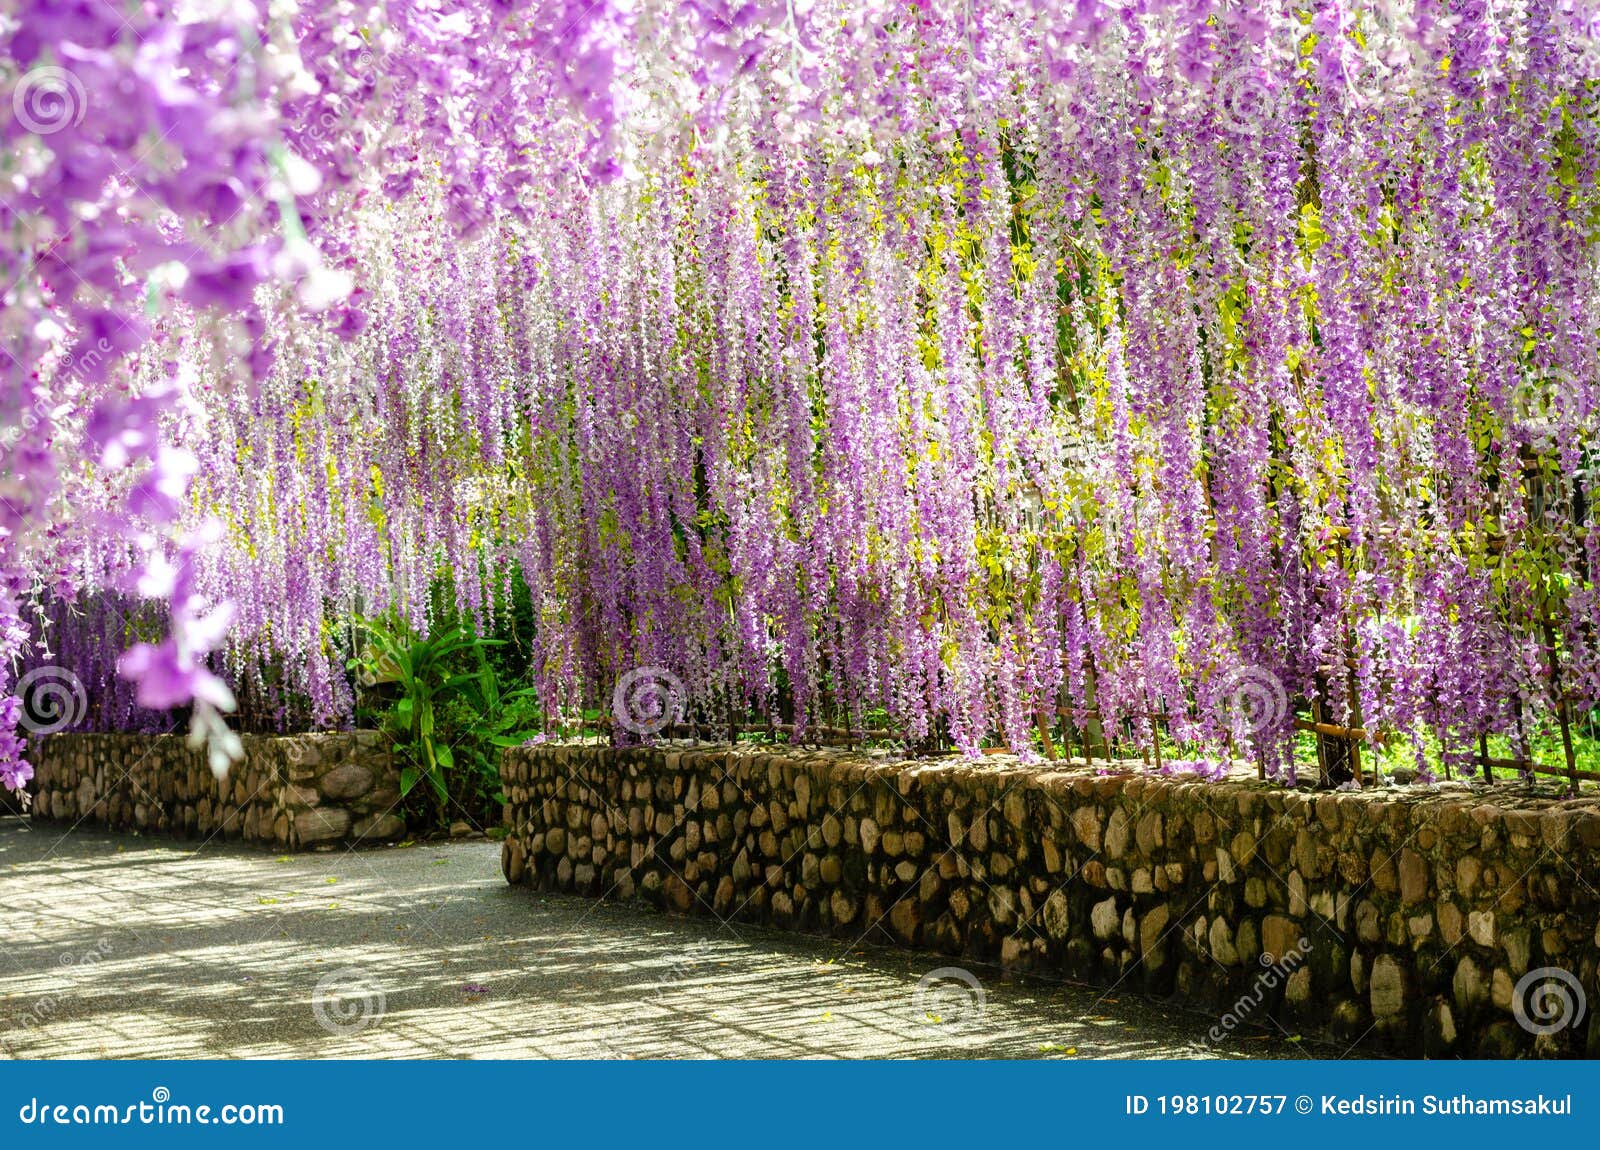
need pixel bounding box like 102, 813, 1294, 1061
1289, 715, 1600, 788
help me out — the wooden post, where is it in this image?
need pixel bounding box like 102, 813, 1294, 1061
1311, 674, 1356, 788
1310, 696, 1325, 780
1150, 702, 1163, 774
1512, 694, 1528, 778
1034, 708, 1058, 761
1345, 654, 1365, 787
1543, 621, 1579, 789
1082, 658, 1110, 761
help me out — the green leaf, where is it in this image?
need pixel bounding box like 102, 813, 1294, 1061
443, 673, 484, 693
399, 765, 419, 795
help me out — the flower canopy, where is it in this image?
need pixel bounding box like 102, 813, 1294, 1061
3, 2, 1599, 783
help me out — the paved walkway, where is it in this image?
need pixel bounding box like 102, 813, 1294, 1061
0, 818, 1320, 1059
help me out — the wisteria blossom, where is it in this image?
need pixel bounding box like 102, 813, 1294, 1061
2, 2, 1598, 786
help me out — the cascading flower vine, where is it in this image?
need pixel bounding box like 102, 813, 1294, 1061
3, 2, 1599, 788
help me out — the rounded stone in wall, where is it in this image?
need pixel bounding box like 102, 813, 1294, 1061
1369, 954, 1408, 1019
1043, 889, 1071, 940
76, 778, 97, 821
1421, 997, 1458, 1057
294, 807, 351, 844
1330, 996, 1372, 1041
318, 762, 375, 801
1285, 965, 1313, 1005
351, 813, 404, 842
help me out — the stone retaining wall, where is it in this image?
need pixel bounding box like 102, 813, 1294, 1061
499, 743, 1600, 1057
30, 732, 406, 849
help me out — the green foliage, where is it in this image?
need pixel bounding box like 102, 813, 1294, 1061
1290, 719, 1600, 789
348, 614, 543, 831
